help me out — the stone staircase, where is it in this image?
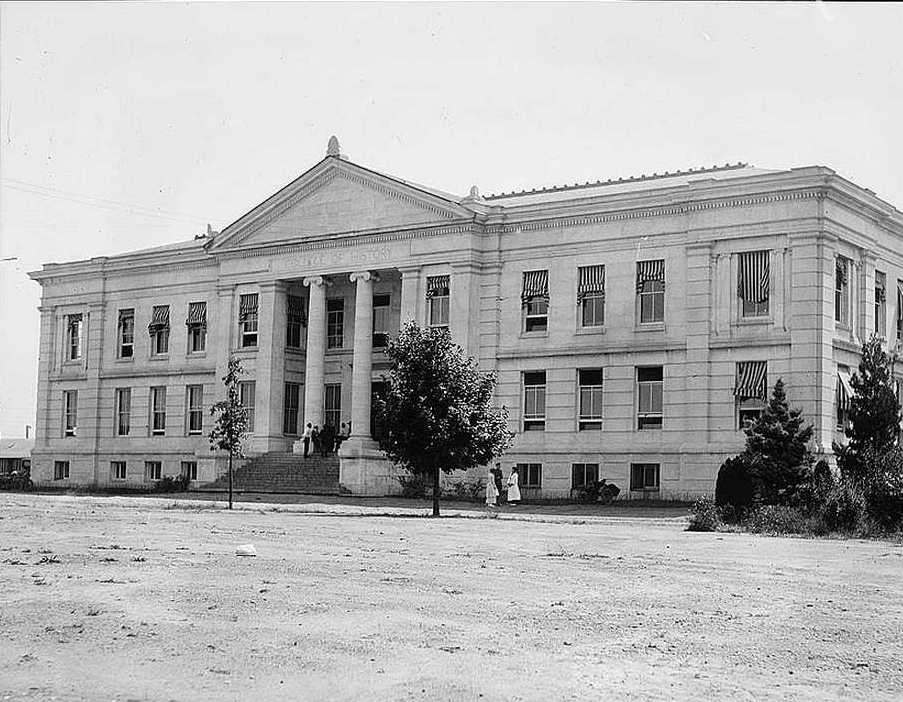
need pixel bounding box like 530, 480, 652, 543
202, 452, 347, 495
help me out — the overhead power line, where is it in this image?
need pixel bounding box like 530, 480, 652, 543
1, 178, 212, 225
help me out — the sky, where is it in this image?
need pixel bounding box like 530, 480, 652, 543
1, 1, 902, 438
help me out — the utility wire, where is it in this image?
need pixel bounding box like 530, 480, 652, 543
1, 178, 212, 225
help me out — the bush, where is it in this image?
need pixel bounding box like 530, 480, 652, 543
574, 479, 621, 505
397, 474, 428, 499
816, 481, 867, 534
715, 456, 754, 513
154, 474, 191, 493
857, 447, 903, 533
442, 478, 486, 503
746, 505, 810, 535
687, 496, 720, 532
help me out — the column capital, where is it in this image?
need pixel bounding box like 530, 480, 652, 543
398, 265, 421, 278
349, 271, 376, 284
303, 275, 331, 288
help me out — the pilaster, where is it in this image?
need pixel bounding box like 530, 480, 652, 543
252, 281, 288, 452
398, 265, 421, 327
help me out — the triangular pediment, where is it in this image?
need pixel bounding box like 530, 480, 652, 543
209, 158, 471, 251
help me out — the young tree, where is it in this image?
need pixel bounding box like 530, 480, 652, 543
843, 337, 902, 459
375, 322, 513, 517
743, 378, 814, 505
209, 357, 249, 509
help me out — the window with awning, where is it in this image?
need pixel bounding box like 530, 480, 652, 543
577, 265, 605, 303
836, 367, 854, 431
734, 361, 767, 399
636, 259, 665, 293
426, 275, 450, 298
521, 270, 549, 303
897, 281, 903, 340
738, 251, 770, 317
186, 302, 207, 327
148, 305, 170, 331
239, 293, 259, 321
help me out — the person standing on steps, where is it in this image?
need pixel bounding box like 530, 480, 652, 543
506, 466, 521, 506
320, 423, 335, 457
311, 425, 321, 457
302, 423, 313, 459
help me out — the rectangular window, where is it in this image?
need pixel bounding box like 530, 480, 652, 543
118, 309, 134, 358
875, 271, 886, 338
630, 463, 660, 491
150, 386, 166, 435
835, 257, 850, 325
522, 371, 546, 431
427, 275, 450, 328
239, 381, 255, 432
110, 461, 127, 481
522, 270, 549, 333
571, 463, 599, 489
181, 461, 198, 481
327, 299, 344, 349
372, 294, 391, 348
286, 295, 305, 349
66, 313, 83, 360
738, 250, 770, 318
283, 382, 300, 435
54, 461, 70, 481
239, 293, 259, 348
516, 463, 542, 488
578, 368, 603, 430
637, 260, 665, 324
578, 265, 605, 327
186, 384, 203, 435
325, 383, 342, 430
187, 302, 207, 353
636, 366, 663, 430
734, 361, 767, 429
115, 387, 131, 436
63, 390, 78, 437
149, 305, 170, 355
145, 461, 162, 482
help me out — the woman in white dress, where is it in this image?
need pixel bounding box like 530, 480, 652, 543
506, 467, 521, 505
485, 468, 499, 507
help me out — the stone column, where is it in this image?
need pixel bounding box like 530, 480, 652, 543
398, 266, 420, 327
301, 276, 328, 432
347, 271, 375, 441
253, 281, 287, 452
339, 271, 393, 495
450, 262, 478, 355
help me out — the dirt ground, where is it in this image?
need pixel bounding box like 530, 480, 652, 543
1, 494, 901, 701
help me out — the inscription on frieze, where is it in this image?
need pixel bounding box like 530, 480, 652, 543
272, 243, 406, 274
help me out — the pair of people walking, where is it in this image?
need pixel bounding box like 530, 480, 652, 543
486, 465, 520, 507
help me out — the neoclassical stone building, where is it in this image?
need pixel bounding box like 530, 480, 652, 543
29, 138, 903, 498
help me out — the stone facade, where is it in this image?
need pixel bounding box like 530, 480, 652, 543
28, 141, 903, 498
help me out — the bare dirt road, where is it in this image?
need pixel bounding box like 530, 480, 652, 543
1, 494, 901, 701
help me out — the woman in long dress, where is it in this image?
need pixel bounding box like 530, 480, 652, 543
506, 467, 521, 505
485, 468, 499, 507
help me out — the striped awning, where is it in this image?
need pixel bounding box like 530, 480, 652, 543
521, 270, 549, 303
836, 257, 848, 286
148, 305, 170, 331
738, 250, 770, 304
186, 301, 206, 326
734, 361, 767, 399
287, 294, 307, 325
636, 259, 665, 293
577, 265, 605, 303
67, 313, 83, 324
426, 275, 450, 298
239, 293, 258, 321
837, 369, 854, 411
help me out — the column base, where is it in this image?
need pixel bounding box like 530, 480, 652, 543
338, 437, 402, 496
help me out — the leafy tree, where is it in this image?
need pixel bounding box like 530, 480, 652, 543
835, 337, 902, 480
742, 378, 814, 505
375, 322, 513, 517
209, 357, 249, 509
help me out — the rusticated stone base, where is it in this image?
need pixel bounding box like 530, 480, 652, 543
338, 437, 402, 496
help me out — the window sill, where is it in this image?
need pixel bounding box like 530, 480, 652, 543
234, 346, 258, 354
148, 355, 170, 362
734, 316, 772, 327
520, 331, 549, 339
187, 351, 207, 359
575, 326, 605, 335
634, 322, 665, 333
114, 357, 134, 364
62, 359, 83, 366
